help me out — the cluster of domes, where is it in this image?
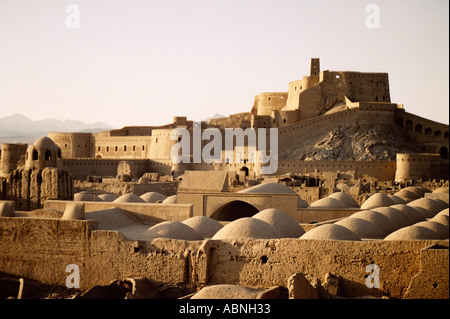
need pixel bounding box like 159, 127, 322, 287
74, 191, 175, 204
307, 191, 360, 209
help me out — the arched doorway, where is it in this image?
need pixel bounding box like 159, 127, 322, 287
209, 200, 259, 221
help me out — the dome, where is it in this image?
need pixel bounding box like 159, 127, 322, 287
335, 217, 385, 239
113, 193, 146, 203
298, 198, 309, 209
191, 284, 264, 299
361, 193, 395, 210
252, 208, 305, 238
328, 192, 360, 208
384, 225, 442, 240
74, 191, 103, 202
97, 194, 119, 202
308, 197, 348, 209
433, 187, 449, 194
393, 189, 418, 202
211, 217, 283, 240
182, 216, 223, 238
299, 224, 361, 241
403, 186, 430, 198
238, 182, 297, 194
387, 195, 406, 205
162, 195, 177, 204
414, 221, 449, 239
142, 221, 204, 240
371, 206, 411, 228
390, 204, 426, 224
33, 137, 59, 150
407, 198, 448, 217
349, 210, 397, 236
140, 192, 167, 203
430, 209, 449, 226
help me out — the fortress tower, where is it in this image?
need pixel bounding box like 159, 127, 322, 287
310, 58, 320, 77
0, 143, 27, 177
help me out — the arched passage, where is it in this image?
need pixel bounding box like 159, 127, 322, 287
209, 200, 259, 221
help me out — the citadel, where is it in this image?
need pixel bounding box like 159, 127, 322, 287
0, 59, 448, 300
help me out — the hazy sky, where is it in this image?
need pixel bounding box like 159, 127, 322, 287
0, 0, 448, 128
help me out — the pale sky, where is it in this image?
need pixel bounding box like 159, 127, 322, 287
0, 0, 448, 128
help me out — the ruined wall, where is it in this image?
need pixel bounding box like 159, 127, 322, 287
2, 167, 73, 210
0, 216, 447, 298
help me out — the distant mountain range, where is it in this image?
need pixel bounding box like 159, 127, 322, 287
0, 114, 114, 144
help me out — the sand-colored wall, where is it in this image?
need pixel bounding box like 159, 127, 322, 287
0, 216, 448, 298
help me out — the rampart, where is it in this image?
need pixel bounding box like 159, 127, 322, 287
0, 216, 448, 298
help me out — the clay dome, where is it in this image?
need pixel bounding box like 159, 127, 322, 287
430, 209, 449, 226
361, 193, 395, 210
384, 225, 442, 240
349, 210, 397, 236
191, 284, 264, 299
328, 192, 360, 208
25, 136, 61, 169
414, 221, 449, 239
252, 208, 305, 238
308, 197, 348, 209
211, 217, 283, 240
407, 198, 448, 217
403, 186, 430, 198
371, 206, 411, 228
238, 182, 297, 194
335, 217, 385, 239
387, 195, 406, 205
393, 189, 418, 202
33, 137, 59, 150
390, 204, 426, 224
142, 221, 204, 241
140, 192, 167, 203
113, 193, 146, 203
433, 187, 449, 194
74, 191, 103, 202
298, 198, 309, 209
162, 195, 177, 204
97, 193, 119, 202
182, 216, 223, 238
299, 224, 361, 241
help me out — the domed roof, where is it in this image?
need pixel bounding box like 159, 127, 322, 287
162, 195, 177, 204
414, 221, 449, 239
142, 221, 204, 240
387, 195, 406, 205
33, 137, 59, 150
433, 187, 449, 194
211, 217, 283, 240
328, 192, 360, 208
182, 216, 223, 238
191, 284, 264, 299
97, 193, 119, 202
361, 193, 395, 210
349, 210, 397, 235
299, 224, 361, 241
252, 208, 305, 238
407, 198, 448, 217
393, 189, 418, 202
384, 225, 442, 240
140, 192, 167, 203
403, 186, 430, 198
390, 204, 426, 224
298, 198, 309, 209
113, 193, 146, 203
371, 206, 411, 228
238, 182, 297, 194
430, 209, 449, 226
74, 191, 103, 202
335, 217, 385, 239
308, 197, 348, 209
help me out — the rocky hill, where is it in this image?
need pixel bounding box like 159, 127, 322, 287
279, 122, 421, 162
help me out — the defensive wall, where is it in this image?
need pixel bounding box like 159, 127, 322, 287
0, 216, 448, 298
